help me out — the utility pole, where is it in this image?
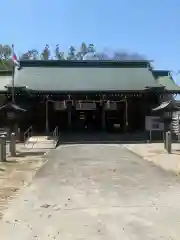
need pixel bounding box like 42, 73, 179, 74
11, 44, 15, 103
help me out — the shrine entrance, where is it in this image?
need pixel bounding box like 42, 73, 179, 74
50, 101, 69, 132
48, 100, 128, 133
71, 102, 102, 131
105, 101, 127, 133
30, 97, 145, 135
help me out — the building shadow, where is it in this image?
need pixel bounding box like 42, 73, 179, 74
4, 160, 18, 163
172, 150, 180, 155
57, 131, 152, 146
16, 151, 45, 158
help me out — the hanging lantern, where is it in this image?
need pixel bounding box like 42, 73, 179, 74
63, 100, 67, 109
78, 100, 82, 109
106, 100, 110, 109
54, 100, 67, 111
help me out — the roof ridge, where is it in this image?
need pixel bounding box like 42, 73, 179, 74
19, 60, 153, 68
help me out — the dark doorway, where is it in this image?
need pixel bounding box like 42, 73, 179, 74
32, 101, 45, 133
49, 108, 69, 132
105, 101, 125, 133
71, 109, 102, 131
55, 110, 69, 131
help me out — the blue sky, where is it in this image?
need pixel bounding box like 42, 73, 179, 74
1, 0, 180, 79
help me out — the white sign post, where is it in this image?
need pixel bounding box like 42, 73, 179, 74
76, 102, 96, 110
145, 116, 164, 142
54, 101, 67, 111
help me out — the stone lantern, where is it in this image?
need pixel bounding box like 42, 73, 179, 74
152, 100, 178, 129
0, 102, 26, 139
152, 100, 179, 152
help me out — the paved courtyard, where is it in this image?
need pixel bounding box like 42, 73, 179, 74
0, 143, 180, 239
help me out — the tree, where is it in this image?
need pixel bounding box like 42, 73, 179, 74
20, 52, 30, 60
76, 42, 88, 60
82, 43, 97, 60
0, 44, 12, 60
20, 49, 39, 60
87, 44, 95, 53
41, 44, 50, 60
0, 44, 13, 70
81, 42, 88, 55
67, 46, 76, 60
18, 42, 147, 62
30, 49, 39, 60
55, 44, 65, 60
0, 59, 13, 70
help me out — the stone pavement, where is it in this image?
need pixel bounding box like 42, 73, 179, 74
0, 144, 180, 239
123, 143, 180, 174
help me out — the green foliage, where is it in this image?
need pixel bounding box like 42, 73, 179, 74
0, 42, 146, 66
0, 44, 12, 60
20, 49, 39, 60
0, 59, 13, 70
55, 44, 65, 60
41, 44, 50, 60
20, 42, 99, 60
67, 46, 76, 60
0, 44, 13, 70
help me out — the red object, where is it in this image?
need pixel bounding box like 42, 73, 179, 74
12, 53, 20, 67
12, 53, 17, 61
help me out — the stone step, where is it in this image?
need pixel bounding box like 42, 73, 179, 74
25, 136, 57, 149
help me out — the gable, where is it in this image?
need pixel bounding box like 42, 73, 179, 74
152, 70, 180, 92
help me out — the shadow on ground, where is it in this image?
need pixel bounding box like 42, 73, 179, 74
16, 151, 45, 158
57, 132, 162, 146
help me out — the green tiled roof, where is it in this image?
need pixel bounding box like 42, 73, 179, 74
13, 60, 159, 92
153, 70, 180, 92
2, 63, 179, 93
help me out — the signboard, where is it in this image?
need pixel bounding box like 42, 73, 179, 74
105, 102, 117, 110
145, 116, 164, 131
54, 101, 67, 111
76, 102, 96, 110
7, 112, 15, 119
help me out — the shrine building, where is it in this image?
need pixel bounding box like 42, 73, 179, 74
0, 60, 179, 136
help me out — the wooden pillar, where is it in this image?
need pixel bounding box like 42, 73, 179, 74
124, 98, 128, 132
101, 102, 106, 131
45, 96, 49, 134
67, 101, 72, 130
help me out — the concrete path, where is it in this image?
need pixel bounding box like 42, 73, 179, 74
0, 144, 180, 239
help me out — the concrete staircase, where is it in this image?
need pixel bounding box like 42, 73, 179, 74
25, 136, 57, 149
23, 125, 59, 149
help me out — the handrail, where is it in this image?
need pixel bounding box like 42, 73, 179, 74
24, 125, 33, 143
52, 126, 59, 146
